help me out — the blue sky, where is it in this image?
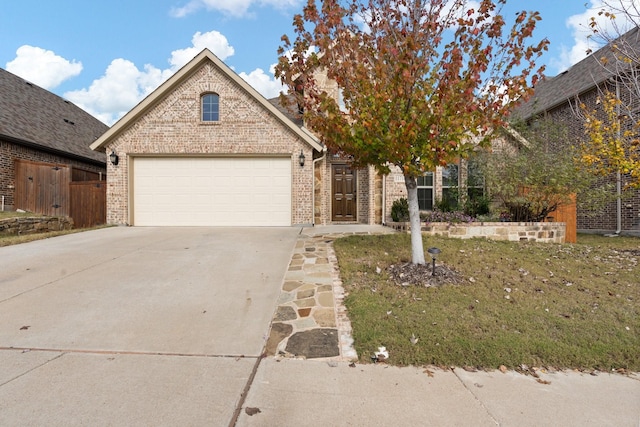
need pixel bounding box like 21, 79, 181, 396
0, 0, 627, 125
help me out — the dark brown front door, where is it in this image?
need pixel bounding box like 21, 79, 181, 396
332, 164, 356, 221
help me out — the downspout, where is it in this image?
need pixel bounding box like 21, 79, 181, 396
312, 148, 327, 226
616, 80, 622, 234
382, 174, 386, 225
616, 175, 622, 234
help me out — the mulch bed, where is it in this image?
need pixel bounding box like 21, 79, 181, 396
388, 261, 464, 287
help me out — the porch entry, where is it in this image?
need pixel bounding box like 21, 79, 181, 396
331, 163, 357, 221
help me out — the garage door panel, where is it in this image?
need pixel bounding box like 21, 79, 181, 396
133, 157, 292, 226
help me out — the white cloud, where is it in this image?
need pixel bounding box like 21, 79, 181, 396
553, 0, 637, 73
239, 64, 286, 99
63, 30, 237, 125
63, 59, 173, 125
169, 31, 235, 70
6, 30, 283, 125
170, 0, 300, 18
5, 45, 82, 90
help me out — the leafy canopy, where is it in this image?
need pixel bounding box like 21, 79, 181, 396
581, 91, 640, 188
478, 119, 613, 222
275, 0, 549, 177
580, 1, 640, 188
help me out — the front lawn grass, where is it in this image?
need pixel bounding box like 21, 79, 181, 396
334, 233, 640, 371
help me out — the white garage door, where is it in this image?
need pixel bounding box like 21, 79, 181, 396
133, 157, 292, 226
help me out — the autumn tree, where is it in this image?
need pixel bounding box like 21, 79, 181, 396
578, 0, 640, 188
275, 0, 548, 264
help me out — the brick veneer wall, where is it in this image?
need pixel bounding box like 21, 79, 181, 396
104, 62, 315, 225
374, 173, 383, 224
384, 167, 408, 223
315, 157, 332, 225
313, 156, 325, 225
0, 139, 105, 211
357, 167, 371, 224
542, 85, 640, 232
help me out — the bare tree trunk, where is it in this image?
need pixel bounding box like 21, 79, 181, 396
405, 174, 426, 265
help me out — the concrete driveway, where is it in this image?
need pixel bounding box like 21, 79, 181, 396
0, 226, 299, 425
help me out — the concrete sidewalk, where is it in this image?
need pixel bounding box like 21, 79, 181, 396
236, 358, 640, 426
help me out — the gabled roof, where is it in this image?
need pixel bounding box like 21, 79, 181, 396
0, 68, 108, 165
513, 26, 640, 120
91, 49, 323, 153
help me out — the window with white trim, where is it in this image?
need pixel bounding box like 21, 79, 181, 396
466, 157, 485, 200
441, 164, 459, 208
417, 173, 434, 210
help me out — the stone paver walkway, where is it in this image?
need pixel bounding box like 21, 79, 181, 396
265, 226, 396, 361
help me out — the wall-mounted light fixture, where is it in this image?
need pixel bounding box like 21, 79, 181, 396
109, 151, 119, 166
298, 149, 306, 167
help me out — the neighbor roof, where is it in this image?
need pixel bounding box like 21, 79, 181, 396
0, 68, 108, 165
513, 26, 640, 120
91, 49, 323, 153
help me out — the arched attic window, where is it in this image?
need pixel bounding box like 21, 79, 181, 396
201, 93, 219, 122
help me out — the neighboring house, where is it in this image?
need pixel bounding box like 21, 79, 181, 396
512, 28, 640, 234
91, 49, 481, 227
0, 68, 108, 211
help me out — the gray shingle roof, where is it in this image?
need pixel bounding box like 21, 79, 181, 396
513, 26, 640, 120
0, 68, 108, 164
268, 94, 304, 127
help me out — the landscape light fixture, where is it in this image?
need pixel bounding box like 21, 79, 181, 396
427, 247, 441, 277
109, 151, 119, 166
299, 149, 306, 167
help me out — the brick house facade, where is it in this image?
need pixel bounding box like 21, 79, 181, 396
92, 49, 484, 227
92, 49, 324, 226
513, 28, 640, 234
0, 68, 108, 211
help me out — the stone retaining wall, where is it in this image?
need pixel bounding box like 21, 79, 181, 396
0, 216, 74, 235
389, 221, 566, 243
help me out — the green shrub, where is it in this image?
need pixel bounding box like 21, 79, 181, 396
463, 195, 491, 217
433, 197, 451, 212
390, 197, 409, 222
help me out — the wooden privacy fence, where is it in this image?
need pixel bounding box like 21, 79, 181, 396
517, 186, 577, 244
14, 159, 106, 228
547, 195, 577, 244
14, 160, 71, 217
69, 181, 106, 228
